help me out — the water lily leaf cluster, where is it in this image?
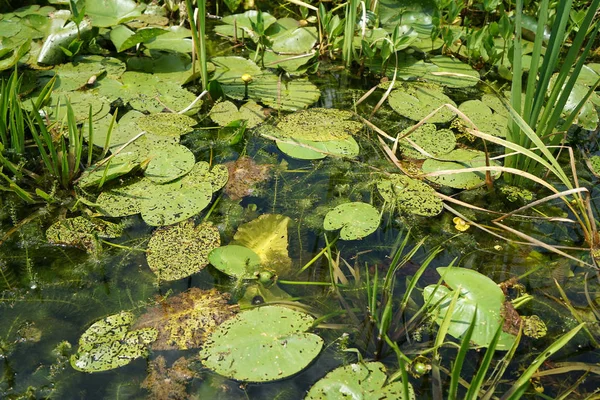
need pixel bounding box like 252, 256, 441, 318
306, 361, 416, 400
423, 267, 517, 349
377, 174, 443, 217
211, 56, 320, 111
199, 305, 323, 382
215, 12, 317, 72
146, 221, 221, 281
323, 202, 380, 240
70, 311, 158, 372
398, 123, 456, 159
134, 288, 237, 350
422, 149, 501, 189
259, 108, 362, 160
388, 83, 456, 123
96, 161, 228, 226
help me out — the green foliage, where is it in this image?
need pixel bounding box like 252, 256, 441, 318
199, 305, 323, 382
323, 202, 380, 240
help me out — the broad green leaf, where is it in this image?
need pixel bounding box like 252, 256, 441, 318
96, 177, 153, 217
209, 100, 266, 128
215, 11, 278, 41
423, 267, 517, 349
137, 113, 196, 138
233, 214, 292, 274
377, 174, 443, 217
134, 288, 238, 350
0, 40, 30, 71
37, 20, 93, 65
422, 149, 501, 189
378, 0, 435, 33
275, 136, 360, 160
143, 25, 193, 53
199, 306, 323, 382
458, 99, 508, 138
306, 362, 416, 400
127, 51, 212, 85
110, 25, 167, 52
144, 143, 195, 183
46, 57, 106, 92
271, 27, 318, 53
146, 221, 220, 281
70, 311, 158, 372
398, 123, 456, 159
324, 202, 380, 240
388, 84, 456, 123
208, 245, 262, 279
223, 0, 243, 12
77, 151, 139, 188
426, 56, 480, 88
85, 0, 145, 27
140, 181, 213, 226
211, 56, 320, 111
46, 216, 122, 254
276, 108, 362, 142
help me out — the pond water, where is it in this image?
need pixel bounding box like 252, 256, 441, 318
1, 1, 600, 399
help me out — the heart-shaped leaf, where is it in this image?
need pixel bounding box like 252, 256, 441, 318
324, 202, 380, 240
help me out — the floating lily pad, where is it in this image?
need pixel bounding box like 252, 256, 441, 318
127, 51, 212, 85
70, 311, 158, 372
550, 75, 599, 130
134, 288, 237, 350
388, 84, 456, 123
377, 174, 443, 217
143, 26, 193, 53
96, 177, 153, 217
45, 58, 106, 92
209, 100, 266, 128
215, 11, 278, 42
233, 214, 292, 274
146, 221, 220, 281
85, 0, 145, 27
77, 151, 139, 188
137, 113, 196, 138
276, 108, 362, 142
211, 56, 320, 111
324, 202, 380, 240
180, 161, 229, 192
423, 267, 517, 349
208, 245, 262, 279
422, 149, 501, 189
399, 123, 456, 159
46, 216, 122, 255
140, 181, 213, 226
271, 26, 318, 54
426, 56, 480, 88
199, 305, 323, 382
110, 25, 167, 52
306, 362, 415, 400
45, 91, 110, 123
458, 100, 508, 137
275, 136, 360, 160
144, 143, 195, 183
589, 155, 600, 176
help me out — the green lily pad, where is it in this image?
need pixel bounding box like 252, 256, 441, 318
40, 57, 107, 92
77, 151, 139, 188
37, 19, 93, 65
377, 174, 443, 217
127, 51, 213, 85
209, 100, 266, 128
45, 91, 110, 123
70, 311, 158, 372
422, 149, 501, 189
275, 136, 360, 160
137, 113, 196, 138
305, 362, 415, 400
96, 177, 153, 217
271, 26, 318, 53
146, 221, 220, 281
276, 108, 362, 142
589, 155, 600, 176
110, 25, 167, 52
199, 305, 323, 382
423, 267, 517, 349
208, 245, 262, 279
399, 123, 456, 159
211, 56, 320, 111
85, 0, 145, 27
144, 143, 195, 183
550, 76, 599, 130
215, 11, 278, 42
259, 49, 316, 73
142, 25, 192, 53
324, 202, 380, 240
458, 100, 508, 138
0, 39, 30, 71
180, 161, 229, 192
388, 84, 456, 123
426, 56, 480, 88
46, 216, 122, 254
105, 110, 178, 152
140, 181, 213, 226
